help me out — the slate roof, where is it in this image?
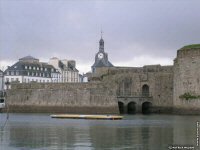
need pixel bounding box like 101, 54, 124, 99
92, 59, 113, 68
19, 55, 39, 61
58, 60, 78, 72
4, 57, 59, 76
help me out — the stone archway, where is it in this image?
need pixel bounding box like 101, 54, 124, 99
142, 84, 149, 96
127, 102, 137, 114
118, 101, 124, 114
142, 102, 152, 114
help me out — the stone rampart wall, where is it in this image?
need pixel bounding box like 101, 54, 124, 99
6, 83, 119, 114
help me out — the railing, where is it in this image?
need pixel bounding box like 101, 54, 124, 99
117, 92, 152, 98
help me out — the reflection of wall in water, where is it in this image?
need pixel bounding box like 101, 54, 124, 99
8, 124, 77, 149
88, 123, 173, 150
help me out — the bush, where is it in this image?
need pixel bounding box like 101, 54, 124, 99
179, 92, 200, 100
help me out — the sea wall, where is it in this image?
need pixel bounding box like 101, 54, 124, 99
6, 82, 119, 114
95, 65, 174, 113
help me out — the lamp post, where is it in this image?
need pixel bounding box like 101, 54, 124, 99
5, 81, 10, 90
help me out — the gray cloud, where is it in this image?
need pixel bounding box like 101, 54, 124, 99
0, 0, 200, 72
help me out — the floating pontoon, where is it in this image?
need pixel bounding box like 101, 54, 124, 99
50, 114, 123, 120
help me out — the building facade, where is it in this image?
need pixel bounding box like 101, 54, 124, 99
48, 57, 79, 83
0, 70, 4, 91
4, 56, 60, 88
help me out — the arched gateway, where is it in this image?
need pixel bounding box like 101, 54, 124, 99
127, 102, 137, 114
142, 102, 152, 114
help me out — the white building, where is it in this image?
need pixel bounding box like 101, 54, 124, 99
4, 56, 60, 88
49, 57, 79, 83
0, 70, 4, 90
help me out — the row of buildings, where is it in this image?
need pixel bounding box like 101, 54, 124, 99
0, 34, 112, 90
0, 56, 83, 90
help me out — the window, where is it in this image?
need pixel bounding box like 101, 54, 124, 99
28, 79, 30, 83
41, 68, 43, 71
32, 72, 34, 76
6, 78, 9, 82
7, 72, 9, 75
11, 71, 14, 75
36, 72, 38, 76
33, 67, 35, 70
37, 67, 39, 70
142, 84, 150, 97
29, 66, 32, 70
28, 72, 30, 76
16, 78, 19, 81
25, 66, 27, 69
16, 71, 19, 75
45, 68, 47, 71
11, 78, 14, 82
14, 66, 17, 69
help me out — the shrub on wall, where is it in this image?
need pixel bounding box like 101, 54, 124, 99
179, 92, 200, 100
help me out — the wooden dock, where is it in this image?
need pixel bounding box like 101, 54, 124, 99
50, 114, 123, 120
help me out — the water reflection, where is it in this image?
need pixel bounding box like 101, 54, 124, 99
0, 114, 199, 150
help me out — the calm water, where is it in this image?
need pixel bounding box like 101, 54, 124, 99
0, 113, 199, 150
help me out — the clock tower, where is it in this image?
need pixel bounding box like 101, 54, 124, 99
92, 33, 114, 73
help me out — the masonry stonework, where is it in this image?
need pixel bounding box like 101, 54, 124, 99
5, 45, 200, 114
6, 83, 118, 114
173, 47, 200, 114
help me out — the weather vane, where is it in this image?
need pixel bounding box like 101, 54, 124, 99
101, 29, 103, 39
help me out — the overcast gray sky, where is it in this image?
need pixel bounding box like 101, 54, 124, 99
0, 0, 200, 73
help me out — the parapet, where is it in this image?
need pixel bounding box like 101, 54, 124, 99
176, 44, 200, 58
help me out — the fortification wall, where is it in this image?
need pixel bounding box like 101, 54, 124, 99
6, 83, 119, 114
173, 48, 200, 114
99, 65, 174, 113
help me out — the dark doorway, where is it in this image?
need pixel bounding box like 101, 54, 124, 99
127, 102, 136, 114
142, 102, 152, 114
142, 84, 149, 97
118, 102, 124, 114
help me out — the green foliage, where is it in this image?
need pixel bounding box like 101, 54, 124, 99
180, 44, 200, 50
179, 92, 200, 100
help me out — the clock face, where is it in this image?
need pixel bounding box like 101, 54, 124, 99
98, 53, 104, 59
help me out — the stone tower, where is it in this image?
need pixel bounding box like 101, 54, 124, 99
173, 44, 200, 113
91, 33, 114, 73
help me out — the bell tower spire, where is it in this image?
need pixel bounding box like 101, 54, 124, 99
99, 30, 104, 52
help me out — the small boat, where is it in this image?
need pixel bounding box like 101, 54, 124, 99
50, 114, 123, 120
